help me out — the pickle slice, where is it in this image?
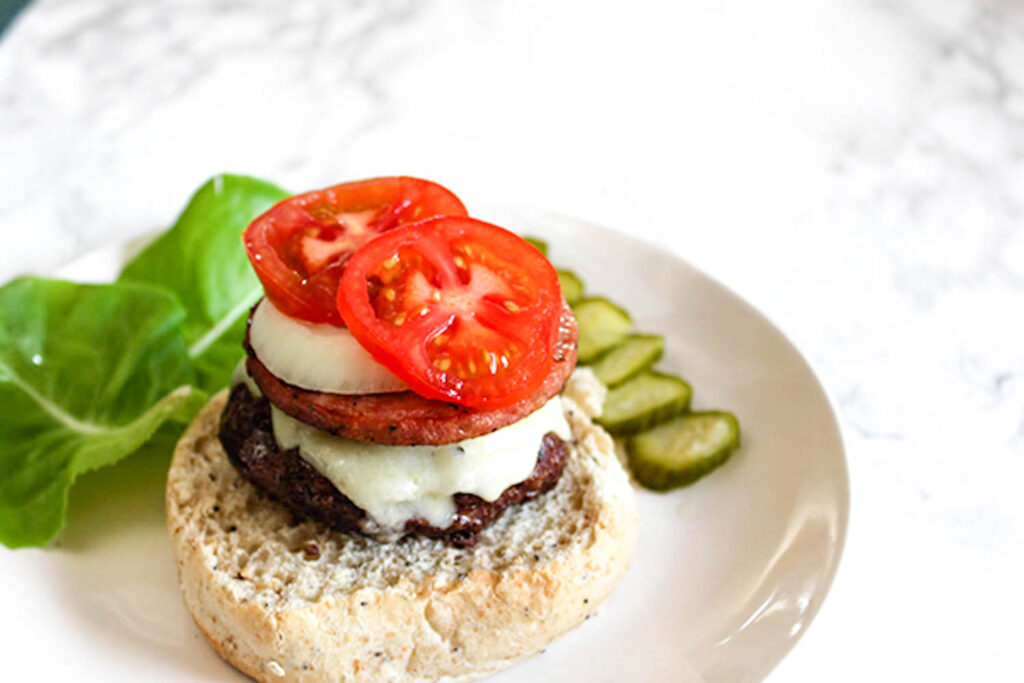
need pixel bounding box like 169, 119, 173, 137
596, 371, 691, 436
522, 236, 549, 256
590, 334, 665, 387
556, 269, 585, 305
573, 297, 633, 364
626, 411, 740, 490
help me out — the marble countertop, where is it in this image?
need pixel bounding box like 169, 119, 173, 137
2, 0, 1022, 679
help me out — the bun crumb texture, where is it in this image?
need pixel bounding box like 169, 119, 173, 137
166, 370, 638, 682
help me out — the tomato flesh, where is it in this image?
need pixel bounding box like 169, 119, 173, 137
244, 177, 467, 325
337, 217, 564, 409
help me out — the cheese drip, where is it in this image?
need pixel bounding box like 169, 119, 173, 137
270, 397, 571, 531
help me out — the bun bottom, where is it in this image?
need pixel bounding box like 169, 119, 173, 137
166, 382, 638, 683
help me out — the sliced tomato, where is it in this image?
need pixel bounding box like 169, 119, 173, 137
244, 177, 467, 325
337, 217, 564, 409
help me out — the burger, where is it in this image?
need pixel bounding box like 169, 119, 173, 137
166, 177, 638, 682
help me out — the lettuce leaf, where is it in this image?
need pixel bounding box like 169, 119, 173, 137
0, 175, 287, 548
0, 277, 206, 548
119, 174, 289, 392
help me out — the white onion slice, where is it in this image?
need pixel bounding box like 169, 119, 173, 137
248, 298, 407, 394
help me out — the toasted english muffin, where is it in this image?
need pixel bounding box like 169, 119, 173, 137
166, 371, 638, 683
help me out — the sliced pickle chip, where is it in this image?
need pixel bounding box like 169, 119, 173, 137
573, 297, 633, 364
590, 334, 664, 387
522, 236, 548, 256
596, 371, 691, 435
626, 411, 740, 490
556, 269, 585, 305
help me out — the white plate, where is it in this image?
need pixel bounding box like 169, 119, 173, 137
0, 208, 848, 682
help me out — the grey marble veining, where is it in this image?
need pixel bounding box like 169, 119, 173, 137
1, 0, 1023, 679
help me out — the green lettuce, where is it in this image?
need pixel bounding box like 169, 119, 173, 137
0, 277, 206, 548
119, 174, 288, 392
0, 174, 288, 548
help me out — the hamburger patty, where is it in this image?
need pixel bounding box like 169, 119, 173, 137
245, 299, 578, 445
218, 383, 569, 548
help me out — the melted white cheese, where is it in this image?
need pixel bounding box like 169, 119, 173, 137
270, 397, 571, 531
248, 298, 407, 394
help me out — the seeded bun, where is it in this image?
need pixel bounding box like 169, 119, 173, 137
166, 370, 638, 682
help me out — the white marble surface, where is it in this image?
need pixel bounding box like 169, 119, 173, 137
1, 0, 1022, 679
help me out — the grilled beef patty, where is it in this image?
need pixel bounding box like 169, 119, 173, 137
218, 383, 569, 548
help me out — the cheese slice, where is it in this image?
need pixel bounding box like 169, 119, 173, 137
270, 397, 571, 531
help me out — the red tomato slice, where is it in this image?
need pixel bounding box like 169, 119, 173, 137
337, 217, 563, 409
244, 177, 467, 324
